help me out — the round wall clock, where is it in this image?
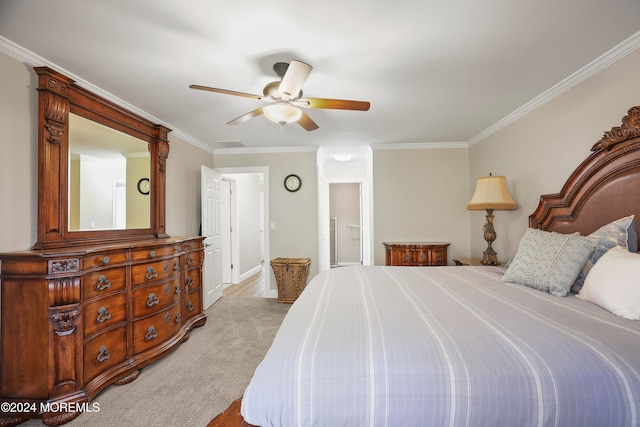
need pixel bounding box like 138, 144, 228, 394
284, 174, 302, 192
137, 177, 150, 195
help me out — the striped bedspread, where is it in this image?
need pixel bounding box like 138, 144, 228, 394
241, 266, 640, 427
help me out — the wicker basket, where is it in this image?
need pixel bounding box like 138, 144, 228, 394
270, 257, 311, 303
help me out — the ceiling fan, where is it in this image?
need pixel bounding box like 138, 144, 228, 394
189, 60, 370, 131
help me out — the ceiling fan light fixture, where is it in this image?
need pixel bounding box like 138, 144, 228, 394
263, 103, 302, 126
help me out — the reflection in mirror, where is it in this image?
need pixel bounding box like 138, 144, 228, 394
68, 113, 151, 231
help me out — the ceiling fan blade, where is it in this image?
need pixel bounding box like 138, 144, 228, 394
227, 108, 264, 125
303, 97, 370, 111
189, 84, 262, 100
297, 111, 319, 131
278, 60, 312, 101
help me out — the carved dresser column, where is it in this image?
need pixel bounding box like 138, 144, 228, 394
35, 70, 73, 247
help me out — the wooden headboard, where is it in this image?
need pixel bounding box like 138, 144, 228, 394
529, 105, 640, 250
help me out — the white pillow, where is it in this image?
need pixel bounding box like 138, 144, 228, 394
578, 246, 640, 320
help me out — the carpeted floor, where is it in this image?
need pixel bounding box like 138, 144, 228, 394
21, 297, 290, 427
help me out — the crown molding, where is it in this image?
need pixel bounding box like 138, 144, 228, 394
468, 30, 640, 147
0, 36, 215, 154
371, 142, 467, 150
214, 145, 319, 155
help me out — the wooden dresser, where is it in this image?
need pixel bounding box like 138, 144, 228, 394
384, 242, 450, 266
0, 237, 205, 425
0, 67, 208, 425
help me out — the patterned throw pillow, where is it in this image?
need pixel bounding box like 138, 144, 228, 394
571, 215, 636, 293
502, 228, 596, 296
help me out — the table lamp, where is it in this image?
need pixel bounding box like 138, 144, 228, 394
467, 174, 517, 265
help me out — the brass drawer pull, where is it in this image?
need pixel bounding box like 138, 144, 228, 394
101, 256, 110, 265
96, 306, 112, 323
97, 345, 111, 363
187, 301, 194, 312
165, 312, 171, 323
165, 283, 171, 295
187, 256, 194, 266
149, 250, 156, 258
186, 276, 194, 287
173, 260, 180, 271
175, 314, 182, 325
145, 266, 158, 280
145, 326, 158, 341
96, 275, 111, 291
146, 292, 160, 307
175, 284, 181, 295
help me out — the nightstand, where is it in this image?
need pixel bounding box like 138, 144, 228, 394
383, 242, 449, 266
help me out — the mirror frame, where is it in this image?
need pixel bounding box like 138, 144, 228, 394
33, 67, 170, 249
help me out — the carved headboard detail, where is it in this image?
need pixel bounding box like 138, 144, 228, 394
530, 106, 640, 250
592, 106, 640, 152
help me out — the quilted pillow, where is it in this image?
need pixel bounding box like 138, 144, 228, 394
571, 215, 636, 293
578, 246, 640, 320
501, 228, 595, 296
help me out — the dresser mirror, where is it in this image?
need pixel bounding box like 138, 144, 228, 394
34, 67, 170, 249
68, 113, 150, 231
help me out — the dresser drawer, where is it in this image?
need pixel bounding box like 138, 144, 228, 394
84, 250, 128, 270
411, 248, 446, 265
182, 251, 201, 269
132, 304, 182, 354
84, 326, 127, 384
132, 277, 181, 318
183, 289, 202, 323
184, 267, 201, 292
83, 292, 127, 338
83, 268, 126, 300
132, 258, 179, 285
180, 238, 202, 252
131, 244, 179, 262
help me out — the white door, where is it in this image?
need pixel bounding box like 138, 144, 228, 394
221, 179, 232, 285
201, 165, 223, 309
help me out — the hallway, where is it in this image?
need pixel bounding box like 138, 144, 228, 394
222, 269, 264, 298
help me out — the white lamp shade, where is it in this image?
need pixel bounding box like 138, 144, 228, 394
263, 103, 302, 125
467, 175, 517, 210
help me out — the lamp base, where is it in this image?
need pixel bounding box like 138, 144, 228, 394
480, 208, 500, 266
481, 248, 499, 266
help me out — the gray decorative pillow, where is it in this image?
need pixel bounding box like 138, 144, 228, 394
571, 215, 636, 293
502, 228, 595, 296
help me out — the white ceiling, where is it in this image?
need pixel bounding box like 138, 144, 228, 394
1, 0, 640, 151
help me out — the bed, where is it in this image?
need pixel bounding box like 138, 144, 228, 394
235, 106, 640, 427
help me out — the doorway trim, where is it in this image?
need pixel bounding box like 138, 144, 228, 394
215, 166, 271, 297
318, 177, 373, 272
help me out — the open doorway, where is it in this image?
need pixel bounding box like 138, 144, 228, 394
216, 167, 271, 297
329, 183, 362, 267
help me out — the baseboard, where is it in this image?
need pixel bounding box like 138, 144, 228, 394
238, 264, 263, 283
263, 289, 278, 299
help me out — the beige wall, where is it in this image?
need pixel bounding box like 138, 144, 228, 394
213, 151, 320, 285
373, 148, 470, 265
0, 51, 212, 252
165, 135, 213, 236
0, 53, 38, 251
469, 47, 640, 263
